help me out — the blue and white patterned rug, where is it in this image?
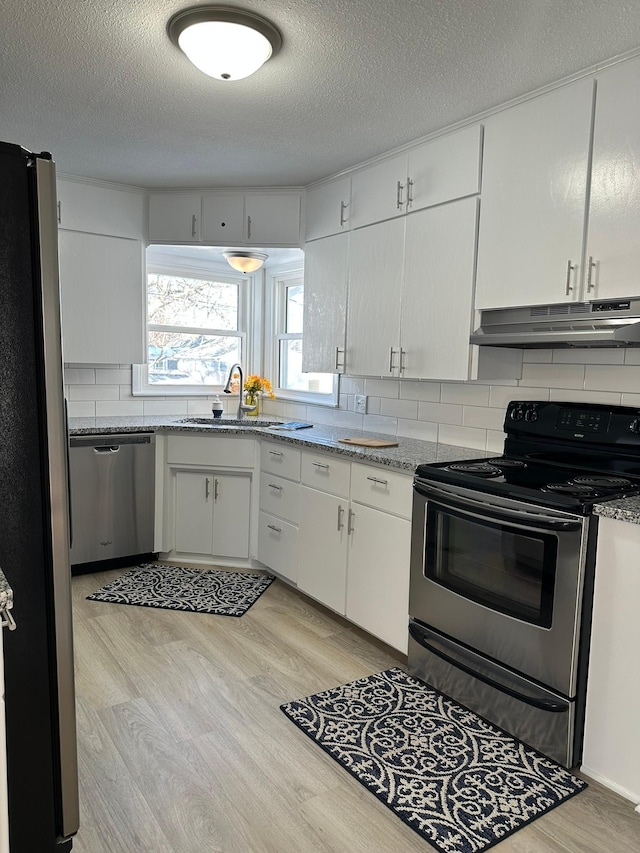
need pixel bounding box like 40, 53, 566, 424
281, 668, 587, 853
87, 564, 275, 617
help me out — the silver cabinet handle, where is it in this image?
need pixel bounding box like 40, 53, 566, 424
1, 607, 16, 631
347, 508, 355, 535
399, 348, 406, 374
247, 214, 252, 240
214, 478, 219, 501
191, 214, 197, 238
335, 346, 345, 371
389, 347, 398, 373
396, 180, 405, 210
312, 461, 329, 470
269, 450, 283, 457
367, 475, 388, 486
406, 177, 414, 209
340, 200, 348, 226
565, 260, 576, 296
267, 524, 282, 533
268, 483, 283, 491
205, 477, 210, 501
57, 200, 62, 224
587, 256, 597, 293
337, 504, 344, 531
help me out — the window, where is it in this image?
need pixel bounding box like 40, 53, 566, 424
134, 263, 249, 395
271, 268, 337, 404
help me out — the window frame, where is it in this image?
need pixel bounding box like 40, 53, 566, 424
266, 264, 338, 407
133, 259, 254, 396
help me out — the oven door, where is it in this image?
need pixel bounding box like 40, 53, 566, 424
410, 479, 590, 697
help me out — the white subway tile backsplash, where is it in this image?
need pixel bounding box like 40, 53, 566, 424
621, 393, 640, 407
553, 348, 625, 365
95, 368, 132, 384
95, 401, 144, 417
365, 396, 381, 415
340, 376, 365, 395
380, 398, 418, 419
187, 399, 216, 415
332, 409, 364, 429
362, 414, 397, 435
520, 363, 585, 389
623, 350, 640, 365
418, 401, 463, 425
462, 405, 505, 431
142, 400, 188, 416
397, 419, 438, 442
64, 368, 95, 385
441, 383, 490, 406
548, 388, 622, 405
486, 430, 506, 453
438, 424, 487, 451
68, 401, 96, 417
400, 380, 441, 402
488, 385, 550, 409
364, 378, 400, 398
584, 364, 640, 393
69, 384, 119, 401
522, 349, 553, 363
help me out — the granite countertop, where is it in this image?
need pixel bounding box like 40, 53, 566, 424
0, 569, 13, 613
594, 496, 640, 525
68, 415, 486, 472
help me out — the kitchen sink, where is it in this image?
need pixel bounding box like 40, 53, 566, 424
175, 417, 283, 427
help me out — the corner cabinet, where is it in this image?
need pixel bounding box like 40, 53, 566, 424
162, 434, 255, 563
302, 232, 349, 374
304, 175, 351, 241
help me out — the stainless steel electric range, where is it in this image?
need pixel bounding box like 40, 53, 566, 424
408, 400, 640, 768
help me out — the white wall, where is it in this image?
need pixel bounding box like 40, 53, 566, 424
65, 346, 640, 452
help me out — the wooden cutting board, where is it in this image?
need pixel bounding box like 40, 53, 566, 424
338, 437, 399, 448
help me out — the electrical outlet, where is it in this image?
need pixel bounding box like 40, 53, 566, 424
355, 395, 367, 414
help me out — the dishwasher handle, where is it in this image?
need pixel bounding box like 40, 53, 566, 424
93, 446, 121, 454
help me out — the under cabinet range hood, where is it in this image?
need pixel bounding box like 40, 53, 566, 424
471, 299, 640, 348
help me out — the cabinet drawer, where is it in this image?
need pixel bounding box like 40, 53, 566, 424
350, 463, 412, 519
166, 435, 254, 468
301, 450, 351, 497
261, 441, 301, 481
258, 512, 298, 583
259, 474, 300, 523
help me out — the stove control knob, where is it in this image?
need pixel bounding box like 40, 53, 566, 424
629, 418, 640, 434
524, 407, 538, 422
511, 405, 524, 421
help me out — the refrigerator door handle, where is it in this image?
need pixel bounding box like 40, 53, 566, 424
0, 607, 16, 631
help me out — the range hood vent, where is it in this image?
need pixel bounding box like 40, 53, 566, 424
471, 299, 640, 348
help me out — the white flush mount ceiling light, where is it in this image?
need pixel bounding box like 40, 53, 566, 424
168, 5, 282, 81
223, 251, 268, 272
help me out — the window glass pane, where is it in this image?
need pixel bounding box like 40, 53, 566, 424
279, 339, 334, 393
148, 274, 238, 330
148, 331, 241, 385
285, 284, 304, 334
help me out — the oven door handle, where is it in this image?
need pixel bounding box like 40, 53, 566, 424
414, 481, 582, 532
408, 623, 568, 713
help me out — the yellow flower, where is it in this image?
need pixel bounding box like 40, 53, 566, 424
243, 374, 275, 399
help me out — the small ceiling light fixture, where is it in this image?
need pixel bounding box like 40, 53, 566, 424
223, 251, 268, 273
168, 5, 282, 81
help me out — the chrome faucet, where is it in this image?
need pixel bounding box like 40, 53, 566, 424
223, 363, 256, 420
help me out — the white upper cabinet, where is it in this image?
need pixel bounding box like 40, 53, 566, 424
346, 217, 404, 376
57, 179, 145, 240
302, 232, 349, 374
401, 197, 479, 380
586, 55, 640, 301
201, 193, 245, 243
349, 125, 482, 231
244, 192, 301, 244
148, 192, 202, 243
475, 78, 595, 310
304, 175, 351, 241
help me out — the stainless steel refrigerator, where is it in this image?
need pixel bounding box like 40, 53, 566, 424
0, 141, 79, 850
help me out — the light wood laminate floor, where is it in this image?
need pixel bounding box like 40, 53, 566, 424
71, 565, 640, 853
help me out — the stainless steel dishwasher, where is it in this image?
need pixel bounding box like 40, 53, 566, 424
69, 433, 156, 570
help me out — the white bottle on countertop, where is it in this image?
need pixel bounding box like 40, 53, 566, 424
211, 396, 224, 418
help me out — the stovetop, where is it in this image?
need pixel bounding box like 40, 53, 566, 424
415, 400, 640, 514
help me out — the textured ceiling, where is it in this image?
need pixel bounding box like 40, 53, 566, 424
2, 0, 640, 189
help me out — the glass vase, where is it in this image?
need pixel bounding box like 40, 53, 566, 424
246, 392, 259, 417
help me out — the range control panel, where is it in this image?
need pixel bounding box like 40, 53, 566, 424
504, 401, 640, 445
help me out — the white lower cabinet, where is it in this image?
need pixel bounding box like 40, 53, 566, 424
256, 442, 302, 582
298, 486, 350, 614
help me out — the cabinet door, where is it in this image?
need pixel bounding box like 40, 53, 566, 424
302, 233, 349, 373
475, 78, 594, 309
346, 218, 404, 376
350, 152, 408, 229
148, 193, 201, 242
587, 56, 640, 300
212, 473, 251, 559
244, 193, 301, 244
346, 504, 411, 653
57, 180, 145, 239
257, 511, 298, 582
298, 487, 348, 614
305, 176, 351, 241
174, 471, 214, 555
407, 124, 482, 213
58, 231, 144, 364
201, 193, 245, 243
401, 198, 478, 380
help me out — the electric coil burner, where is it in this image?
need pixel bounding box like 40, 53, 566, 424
409, 400, 640, 768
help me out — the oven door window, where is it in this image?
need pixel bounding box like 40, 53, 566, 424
425, 502, 557, 628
